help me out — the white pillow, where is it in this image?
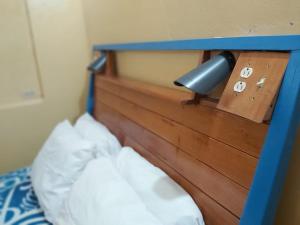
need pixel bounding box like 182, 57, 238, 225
56, 157, 163, 225
74, 113, 121, 157
31, 120, 96, 223
116, 147, 205, 225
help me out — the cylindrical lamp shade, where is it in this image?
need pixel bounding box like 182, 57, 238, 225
87, 54, 107, 73
174, 51, 235, 95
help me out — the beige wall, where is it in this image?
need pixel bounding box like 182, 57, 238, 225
80, 0, 300, 224
82, 0, 300, 88
0, 0, 89, 173
0, 1, 42, 108
277, 129, 300, 225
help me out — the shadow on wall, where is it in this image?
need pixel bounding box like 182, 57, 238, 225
276, 128, 300, 225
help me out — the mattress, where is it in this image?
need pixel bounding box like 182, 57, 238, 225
0, 167, 51, 225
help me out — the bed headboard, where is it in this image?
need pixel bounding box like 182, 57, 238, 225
91, 35, 300, 225
94, 74, 266, 225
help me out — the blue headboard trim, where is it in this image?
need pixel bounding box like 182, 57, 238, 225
86, 72, 95, 114
90, 35, 300, 225
94, 35, 300, 51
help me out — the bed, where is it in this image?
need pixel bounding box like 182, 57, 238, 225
1, 35, 300, 225
89, 35, 300, 225
0, 167, 50, 224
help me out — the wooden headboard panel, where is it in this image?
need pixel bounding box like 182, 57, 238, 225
93, 74, 268, 225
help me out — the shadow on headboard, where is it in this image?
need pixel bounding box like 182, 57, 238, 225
93, 75, 268, 225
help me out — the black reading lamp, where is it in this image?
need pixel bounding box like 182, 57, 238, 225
174, 51, 236, 96
86, 54, 107, 114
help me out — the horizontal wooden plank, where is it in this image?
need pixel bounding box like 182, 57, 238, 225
94, 101, 248, 216
95, 76, 268, 157
97, 75, 194, 103
95, 88, 257, 189
94, 110, 240, 224
123, 137, 239, 225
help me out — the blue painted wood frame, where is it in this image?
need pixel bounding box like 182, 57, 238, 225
89, 35, 300, 225
86, 72, 95, 114
94, 35, 300, 51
